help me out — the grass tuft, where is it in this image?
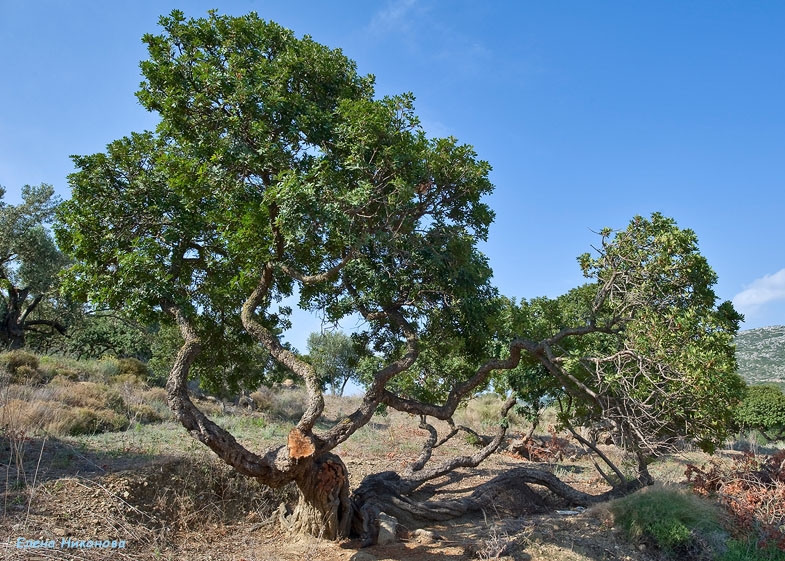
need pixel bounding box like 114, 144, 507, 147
604, 484, 726, 557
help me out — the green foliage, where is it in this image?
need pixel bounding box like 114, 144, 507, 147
735, 384, 785, 442
608, 485, 724, 554
56, 10, 496, 397
720, 538, 785, 561
306, 331, 360, 395
497, 214, 745, 458
0, 184, 70, 349
53, 315, 154, 361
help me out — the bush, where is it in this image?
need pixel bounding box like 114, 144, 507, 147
0, 350, 50, 383
249, 386, 307, 420
687, 450, 785, 551
0, 349, 39, 373
0, 398, 129, 436
736, 385, 785, 442
117, 357, 151, 382
607, 484, 726, 557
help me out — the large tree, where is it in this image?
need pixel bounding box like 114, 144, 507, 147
0, 184, 69, 349
57, 11, 743, 543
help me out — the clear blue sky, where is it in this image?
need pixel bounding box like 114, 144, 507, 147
1, 1, 783, 352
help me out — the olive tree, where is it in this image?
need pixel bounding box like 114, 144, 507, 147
0, 184, 69, 349
306, 331, 360, 396
57, 11, 743, 542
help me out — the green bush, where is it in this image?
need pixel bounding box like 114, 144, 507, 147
735, 385, 785, 442
608, 485, 725, 556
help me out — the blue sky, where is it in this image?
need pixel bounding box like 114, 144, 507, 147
1, 1, 783, 352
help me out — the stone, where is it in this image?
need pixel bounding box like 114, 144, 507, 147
377, 512, 398, 545
413, 528, 440, 543
350, 552, 377, 561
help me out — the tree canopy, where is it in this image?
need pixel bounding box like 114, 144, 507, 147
1, 184, 70, 349
735, 384, 785, 442
56, 10, 745, 542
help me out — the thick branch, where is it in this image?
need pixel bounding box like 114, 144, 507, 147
399, 395, 517, 492
241, 262, 324, 436
23, 319, 66, 335
279, 253, 353, 284
164, 303, 299, 486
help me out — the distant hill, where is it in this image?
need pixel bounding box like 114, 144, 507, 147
735, 325, 785, 387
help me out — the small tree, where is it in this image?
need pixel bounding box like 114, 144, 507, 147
306, 331, 361, 396
495, 214, 745, 485
0, 184, 69, 349
735, 384, 785, 442
56, 10, 744, 542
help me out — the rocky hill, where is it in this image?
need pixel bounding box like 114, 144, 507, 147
735, 325, 785, 387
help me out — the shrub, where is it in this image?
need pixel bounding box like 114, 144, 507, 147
249, 386, 307, 420
0, 349, 39, 373
55, 381, 125, 413
117, 357, 151, 381
687, 451, 785, 552
0, 350, 50, 384
50, 406, 129, 435
736, 385, 785, 442
0, 398, 128, 436
607, 484, 725, 556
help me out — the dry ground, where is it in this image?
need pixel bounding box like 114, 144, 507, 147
1, 396, 707, 561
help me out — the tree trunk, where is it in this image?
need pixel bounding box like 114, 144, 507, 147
351, 465, 645, 546
1, 307, 24, 349
282, 453, 352, 540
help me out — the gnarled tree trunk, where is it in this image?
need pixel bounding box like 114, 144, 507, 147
351, 465, 645, 546
283, 453, 352, 540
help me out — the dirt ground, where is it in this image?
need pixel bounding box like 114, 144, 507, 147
1, 410, 675, 561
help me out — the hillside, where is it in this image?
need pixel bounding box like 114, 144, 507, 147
735, 325, 785, 386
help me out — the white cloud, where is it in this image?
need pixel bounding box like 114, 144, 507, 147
733, 268, 785, 314
368, 0, 418, 35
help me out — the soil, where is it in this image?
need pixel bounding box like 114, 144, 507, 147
1, 406, 677, 561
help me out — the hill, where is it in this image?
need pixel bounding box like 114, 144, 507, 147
735, 325, 785, 387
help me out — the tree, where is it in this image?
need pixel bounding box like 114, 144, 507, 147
494, 214, 744, 485
0, 184, 70, 349
56, 10, 743, 543
735, 384, 785, 442
306, 331, 360, 396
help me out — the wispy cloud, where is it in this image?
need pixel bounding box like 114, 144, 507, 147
733, 268, 785, 315
368, 0, 418, 36
366, 0, 491, 78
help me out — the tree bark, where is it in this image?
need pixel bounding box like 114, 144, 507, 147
351, 465, 644, 546
1, 285, 27, 349
282, 453, 353, 540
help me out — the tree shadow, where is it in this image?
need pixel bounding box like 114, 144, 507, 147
1, 432, 172, 493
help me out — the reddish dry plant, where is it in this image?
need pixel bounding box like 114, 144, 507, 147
686, 450, 785, 550
506, 426, 570, 463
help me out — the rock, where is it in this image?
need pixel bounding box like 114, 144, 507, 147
350, 552, 377, 561
377, 512, 398, 545
413, 528, 440, 543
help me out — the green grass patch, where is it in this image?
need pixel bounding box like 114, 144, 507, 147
720, 538, 785, 561
607, 484, 726, 556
